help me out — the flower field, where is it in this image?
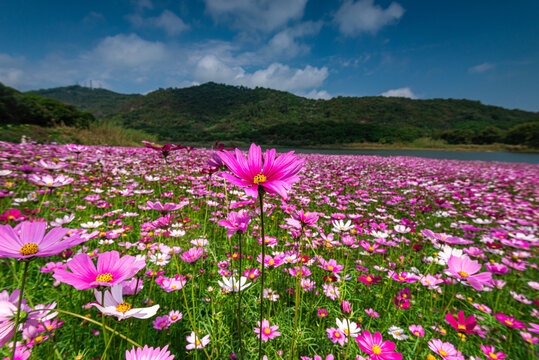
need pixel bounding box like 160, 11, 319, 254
0, 141, 538, 360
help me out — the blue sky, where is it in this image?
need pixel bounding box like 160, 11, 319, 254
1, 0, 538, 111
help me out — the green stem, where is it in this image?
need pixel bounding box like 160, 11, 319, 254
236, 233, 244, 360
257, 189, 266, 360
101, 291, 108, 360
10, 261, 30, 360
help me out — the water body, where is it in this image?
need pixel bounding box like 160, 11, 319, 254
273, 148, 539, 164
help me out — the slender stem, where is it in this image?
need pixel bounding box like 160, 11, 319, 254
101, 291, 108, 360
257, 190, 266, 360
289, 229, 304, 360
30, 308, 142, 348
10, 261, 30, 360
236, 232, 244, 360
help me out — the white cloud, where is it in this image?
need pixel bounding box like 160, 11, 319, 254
90, 34, 169, 69
203, 0, 307, 32
380, 87, 416, 99
334, 0, 404, 36
193, 56, 328, 92
127, 10, 189, 36
303, 89, 332, 100
134, 0, 153, 11
267, 21, 322, 58
469, 62, 495, 74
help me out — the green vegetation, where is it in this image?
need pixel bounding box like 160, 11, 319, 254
30, 82, 539, 148
0, 82, 94, 128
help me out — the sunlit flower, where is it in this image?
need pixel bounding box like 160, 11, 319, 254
125, 344, 175, 360
91, 284, 159, 321
254, 319, 281, 342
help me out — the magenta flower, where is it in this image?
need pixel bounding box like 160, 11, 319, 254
445, 311, 477, 334
218, 209, 251, 239
125, 345, 175, 360
186, 331, 210, 349
217, 143, 304, 199
0, 222, 86, 259
318, 258, 344, 274
479, 345, 507, 360
285, 209, 319, 229
156, 274, 187, 292
326, 327, 347, 346
254, 319, 281, 342
53, 251, 145, 290
446, 255, 492, 291
28, 174, 74, 187
355, 331, 402, 360
494, 313, 526, 329
146, 200, 186, 212
408, 325, 425, 337
143, 141, 184, 159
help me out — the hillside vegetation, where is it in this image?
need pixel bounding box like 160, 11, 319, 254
31, 83, 539, 148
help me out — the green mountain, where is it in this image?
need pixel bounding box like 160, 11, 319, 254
29, 82, 539, 146
0, 82, 95, 128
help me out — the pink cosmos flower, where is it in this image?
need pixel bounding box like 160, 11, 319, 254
471, 303, 492, 314
520, 331, 538, 344
445, 311, 477, 334
125, 345, 174, 360
218, 209, 251, 239
179, 247, 204, 263
40, 262, 68, 273
4, 347, 31, 360
494, 313, 526, 329
156, 274, 187, 292
300, 355, 334, 360
28, 174, 74, 187
53, 251, 145, 290
254, 319, 281, 342
0, 222, 86, 259
409, 325, 425, 337
479, 345, 507, 360
153, 315, 169, 330
446, 255, 492, 291
427, 339, 461, 359
327, 327, 347, 346
146, 200, 185, 212
365, 309, 380, 318
355, 331, 403, 360
318, 258, 344, 274
186, 331, 210, 349
217, 143, 305, 199
90, 284, 159, 321
285, 209, 319, 229
143, 141, 184, 159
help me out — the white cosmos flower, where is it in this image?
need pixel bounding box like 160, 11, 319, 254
91, 284, 159, 321
388, 326, 408, 340
80, 221, 103, 229
50, 214, 75, 227
217, 276, 252, 293
332, 219, 353, 233
336, 318, 360, 337
394, 224, 411, 234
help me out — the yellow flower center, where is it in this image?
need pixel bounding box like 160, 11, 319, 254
372, 345, 382, 354
34, 336, 44, 343
489, 353, 498, 360
268, 259, 274, 265
8, 215, 14, 220
20, 243, 39, 256
505, 320, 513, 326
47, 182, 53, 186
115, 302, 132, 313
327, 265, 334, 271
95, 273, 113, 282
264, 328, 271, 335
458, 324, 466, 330
196, 340, 201, 346
344, 328, 349, 335
414, 331, 420, 336
47, 325, 54, 331
334, 332, 341, 338
458, 271, 469, 278
368, 246, 374, 251
439, 350, 448, 356
253, 174, 267, 184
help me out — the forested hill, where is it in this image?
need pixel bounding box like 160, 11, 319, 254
0, 82, 94, 128
30, 82, 539, 146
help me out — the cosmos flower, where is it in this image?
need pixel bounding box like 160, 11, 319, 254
332, 219, 353, 233
28, 174, 74, 187
217, 276, 252, 293
479, 345, 507, 360
217, 143, 304, 199
218, 209, 252, 239
445, 255, 492, 291
53, 251, 145, 290
285, 209, 319, 229
254, 319, 281, 342
494, 313, 526, 329
125, 345, 175, 360
445, 311, 477, 334
0, 221, 86, 259
409, 325, 425, 337
156, 274, 187, 292
387, 326, 408, 340
336, 318, 360, 338
427, 339, 461, 359
91, 284, 159, 321
186, 331, 210, 350
355, 331, 402, 360
179, 247, 204, 263
327, 327, 347, 346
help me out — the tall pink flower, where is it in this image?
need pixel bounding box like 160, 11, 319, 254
0, 222, 86, 259
125, 344, 174, 360
446, 255, 492, 291
217, 143, 304, 199
53, 251, 145, 290
355, 331, 402, 360
254, 319, 281, 342
445, 311, 477, 334
218, 209, 251, 239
